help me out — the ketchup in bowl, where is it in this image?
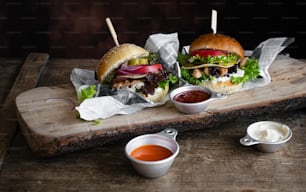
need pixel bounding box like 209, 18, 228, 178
174, 90, 210, 103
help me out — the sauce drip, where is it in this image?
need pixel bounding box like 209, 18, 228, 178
174, 90, 210, 103
130, 145, 173, 161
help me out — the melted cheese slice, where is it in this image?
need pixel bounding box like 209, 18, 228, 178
182, 63, 235, 69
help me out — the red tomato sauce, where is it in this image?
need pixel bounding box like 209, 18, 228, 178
130, 145, 173, 161
174, 90, 210, 103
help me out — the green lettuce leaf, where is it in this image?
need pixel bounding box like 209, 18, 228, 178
231, 58, 260, 84
181, 68, 211, 85
177, 52, 240, 67
79, 85, 97, 102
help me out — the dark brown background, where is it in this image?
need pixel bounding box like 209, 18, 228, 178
0, 0, 305, 58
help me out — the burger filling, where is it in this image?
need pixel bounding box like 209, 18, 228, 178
108, 53, 169, 96
178, 49, 260, 85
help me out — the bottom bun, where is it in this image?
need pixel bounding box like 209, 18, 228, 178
200, 80, 242, 93
139, 84, 169, 103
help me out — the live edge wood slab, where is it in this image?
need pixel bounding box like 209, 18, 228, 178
16, 56, 306, 157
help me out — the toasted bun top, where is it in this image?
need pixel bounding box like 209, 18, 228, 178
96, 43, 149, 82
189, 33, 244, 58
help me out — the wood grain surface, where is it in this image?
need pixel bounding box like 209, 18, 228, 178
15, 56, 306, 157
1, 108, 306, 191
0, 53, 49, 169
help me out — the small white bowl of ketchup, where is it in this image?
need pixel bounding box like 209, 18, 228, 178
169, 85, 227, 114
125, 128, 179, 178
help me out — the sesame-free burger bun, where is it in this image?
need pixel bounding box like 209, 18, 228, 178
200, 80, 243, 94
97, 43, 149, 82
189, 33, 245, 59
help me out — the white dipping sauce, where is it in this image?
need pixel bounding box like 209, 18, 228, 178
248, 121, 289, 142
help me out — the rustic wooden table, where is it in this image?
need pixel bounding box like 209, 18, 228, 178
0, 53, 305, 191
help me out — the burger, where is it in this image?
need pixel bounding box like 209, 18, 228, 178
96, 43, 169, 103
178, 33, 260, 93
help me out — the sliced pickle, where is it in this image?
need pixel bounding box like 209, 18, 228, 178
128, 58, 149, 65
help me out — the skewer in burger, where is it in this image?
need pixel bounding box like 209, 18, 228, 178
96, 43, 169, 103
178, 33, 260, 93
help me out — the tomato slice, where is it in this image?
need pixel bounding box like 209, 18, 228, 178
191, 49, 226, 57
117, 64, 163, 75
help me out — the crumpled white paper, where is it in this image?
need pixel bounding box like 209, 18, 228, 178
144, 33, 179, 71
76, 96, 164, 120
72, 34, 294, 120
240, 37, 295, 91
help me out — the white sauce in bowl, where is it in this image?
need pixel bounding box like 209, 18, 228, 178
248, 121, 290, 143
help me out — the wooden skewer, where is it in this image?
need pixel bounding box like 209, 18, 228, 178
105, 17, 119, 46
211, 9, 217, 34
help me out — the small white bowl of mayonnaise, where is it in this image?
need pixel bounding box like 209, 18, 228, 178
240, 121, 292, 153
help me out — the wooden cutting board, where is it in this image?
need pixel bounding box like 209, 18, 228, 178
16, 56, 306, 157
